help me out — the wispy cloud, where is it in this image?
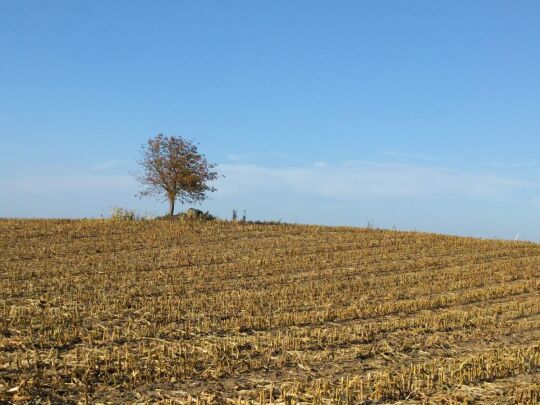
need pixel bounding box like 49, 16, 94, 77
0, 172, 136, 193
217, 161, 537, 201
2, 160, 535, 201
2, 159, 539, 241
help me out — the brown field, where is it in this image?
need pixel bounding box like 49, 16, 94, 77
1, 219, 539, 404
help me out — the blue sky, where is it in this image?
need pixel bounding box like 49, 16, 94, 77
1, 1, 540, 241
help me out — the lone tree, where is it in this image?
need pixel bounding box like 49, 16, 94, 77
137, 134, 218, 216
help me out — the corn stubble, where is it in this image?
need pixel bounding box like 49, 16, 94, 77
0, 219, 539, 404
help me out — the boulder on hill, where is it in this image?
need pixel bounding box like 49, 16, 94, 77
159, 208, 215, 221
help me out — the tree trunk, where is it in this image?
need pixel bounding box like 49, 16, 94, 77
168, 197, 175, 217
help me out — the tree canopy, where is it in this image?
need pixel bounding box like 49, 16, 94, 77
137, 134, 218, 216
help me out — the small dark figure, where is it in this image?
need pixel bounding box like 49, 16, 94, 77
232, 209, 238, 221
242, 210, 247, 222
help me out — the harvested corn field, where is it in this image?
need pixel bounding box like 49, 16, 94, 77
1, 219, 539, 404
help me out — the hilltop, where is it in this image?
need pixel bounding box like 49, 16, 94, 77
1, 219, 539, 403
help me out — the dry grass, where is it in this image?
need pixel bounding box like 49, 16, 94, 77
1, 219, 539, 404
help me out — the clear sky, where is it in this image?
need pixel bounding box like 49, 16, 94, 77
1, 1, 540, 241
